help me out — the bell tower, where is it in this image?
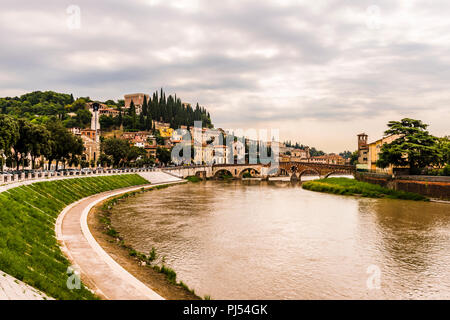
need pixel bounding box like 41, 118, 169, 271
357, 133, 368, 151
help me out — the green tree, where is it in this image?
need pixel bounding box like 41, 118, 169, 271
12, 119, 34, 170
45, 120, 83, 170
102, 138, 129, 167
376, 118, 441, 172
75, 108, 92, 128
437, 136, 450, 166
124, 146, 146, 166
30, 125, 50, 169
157, 147, 171, 165
139, 112, 145, 131
350, 150, 359, 165
0, 115, 19, 165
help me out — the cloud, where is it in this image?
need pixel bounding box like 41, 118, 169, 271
0, 0, 449, 152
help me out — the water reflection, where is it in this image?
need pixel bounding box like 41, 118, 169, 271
111, 180, 450, 299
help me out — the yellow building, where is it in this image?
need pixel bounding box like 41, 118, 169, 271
159, 127, 174, 138
367, 135, 400, 173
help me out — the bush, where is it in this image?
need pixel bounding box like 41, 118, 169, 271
160, 265, 177, 284
443, 164, 450, 176
186, 176, 201, 183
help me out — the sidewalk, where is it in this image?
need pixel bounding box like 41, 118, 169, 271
0, 270, 53, 300
56, 172, 183, 300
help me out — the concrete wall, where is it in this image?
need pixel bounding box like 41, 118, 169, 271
355, 172, 450, 200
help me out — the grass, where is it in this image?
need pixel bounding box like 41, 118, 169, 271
302, 177, 429, 201
0, 174, 149, 300
186, 176, 202, 183
98, 184, 209, 299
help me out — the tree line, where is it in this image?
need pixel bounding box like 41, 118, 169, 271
0, 114, 169, 170
0, 115, 83, 170
100, 88, 213, 132
0, 89, 214, 133
283, 141, 326, 157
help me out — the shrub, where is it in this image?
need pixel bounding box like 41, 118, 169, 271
443, 164, 450, 176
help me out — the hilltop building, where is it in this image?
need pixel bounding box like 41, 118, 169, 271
124, 93, 149, 115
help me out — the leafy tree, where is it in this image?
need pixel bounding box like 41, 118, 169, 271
75, 108, 92, 128
349, 151, 359, 165
99, 115, 116, 131
124, 146, 146, 165
45, 120, 83, 170
12, 119, 39, 170
28, 124, 50, 169
437, 136, 450, 166
102, 138, 129, 167
157, 147, 171, 165
339, 150, 352, 159
376, 118, 441, 172
0, 115, 19, 163
98, 153, 112, 167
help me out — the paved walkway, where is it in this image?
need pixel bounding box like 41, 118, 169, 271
0, 170, 182, 300
56, 172, 183, 300
0, 271, 53, 300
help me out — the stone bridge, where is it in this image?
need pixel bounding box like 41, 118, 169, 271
279, 161, 356, 181
163, 162, 355, 180
163, 164, 265, 179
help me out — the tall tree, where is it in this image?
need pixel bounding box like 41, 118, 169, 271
142, 95, 148, 116
0, 115, 19, 167
29, 124, 51, 169
101, 138, 129, 167
45, 120, 83, 170
376, 118, 441, 172
12, 119, 35, 170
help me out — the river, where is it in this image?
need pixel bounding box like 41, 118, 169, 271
111, 180, 450, 299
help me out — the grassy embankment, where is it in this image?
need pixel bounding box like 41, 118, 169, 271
185, 176, 202, 183
98, 184, 209, 300
302, 177, 428, 201
0, 174, 149, 300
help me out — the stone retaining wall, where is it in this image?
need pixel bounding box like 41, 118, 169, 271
355, 172, 450, 200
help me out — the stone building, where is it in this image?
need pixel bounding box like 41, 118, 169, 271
124, 93, 150, 115
357, 133, 369, 169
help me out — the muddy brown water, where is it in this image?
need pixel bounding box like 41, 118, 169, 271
111, 180, 450, 299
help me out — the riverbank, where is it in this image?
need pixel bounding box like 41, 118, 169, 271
89, 185, 201, 300
0, 174, 149, 300
302, 177, 429, 201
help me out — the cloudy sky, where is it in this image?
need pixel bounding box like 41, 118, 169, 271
1, 0, 449, 152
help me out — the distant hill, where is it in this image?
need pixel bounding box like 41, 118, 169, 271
0, 89, 214, 130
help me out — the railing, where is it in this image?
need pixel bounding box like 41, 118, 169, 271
1, 167, 159, 185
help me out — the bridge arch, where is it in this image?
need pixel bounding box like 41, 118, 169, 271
238, 167, 260, 178
213, 169, 234, 179
298, 169, 320, 179
324, 171, 355, 178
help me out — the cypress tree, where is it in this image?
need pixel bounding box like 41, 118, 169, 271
142, 95, 148, 116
